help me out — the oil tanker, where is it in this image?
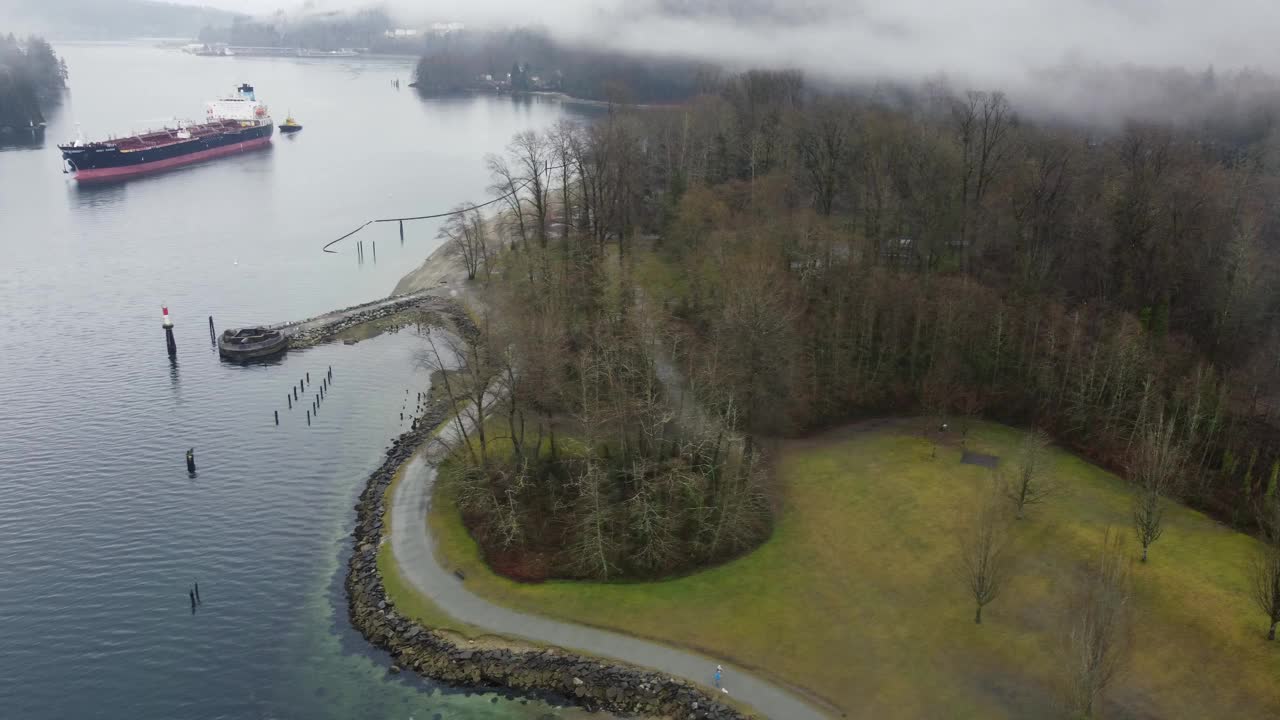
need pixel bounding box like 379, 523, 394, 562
59, 84, 273, 181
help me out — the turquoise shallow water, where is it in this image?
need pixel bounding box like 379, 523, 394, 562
0, 41, 594, 720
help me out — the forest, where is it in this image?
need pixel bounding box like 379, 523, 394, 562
0, 34, 66, 131
412, 28, 715, 103
198, 9, 417, 54
428, 69, 1280, 586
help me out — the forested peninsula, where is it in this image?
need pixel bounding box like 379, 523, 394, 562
420, 68, 1280, 585
0, 34, 66, 131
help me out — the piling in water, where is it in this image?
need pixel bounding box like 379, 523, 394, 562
399, 220, 404, 244
307, 410, 311, 426
288, 394, 292, 409
274, 410, 279, 425
185, 448, 196, 474
208, 315, 216, 344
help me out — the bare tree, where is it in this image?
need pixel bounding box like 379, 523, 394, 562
486, 153, 531, 253
439, 206, 490, 281
1131, 415, 1182, 562
1003, 430, 1057, 519
510, 130, 551, 247
1062, 529, 1132, 718
795, 100, 853, 215
569, 457, 617, 580
1249, 543, 1280, 641
958, 493, 1014, 624
953, 90, 1014, 271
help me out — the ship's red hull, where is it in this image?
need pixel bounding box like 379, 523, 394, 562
73, 136, 272, 181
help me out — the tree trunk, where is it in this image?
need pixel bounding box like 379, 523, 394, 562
1269, 621, 1276, 641
975, 605, 983, 624
1141, 545, 1148, 563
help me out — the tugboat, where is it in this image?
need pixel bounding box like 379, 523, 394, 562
218, 326, 289, 361
278, 115, 303, 134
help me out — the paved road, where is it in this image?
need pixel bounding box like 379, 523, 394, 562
388, 449, 831, 720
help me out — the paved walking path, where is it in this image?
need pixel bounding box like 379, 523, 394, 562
388, 449, 831, 720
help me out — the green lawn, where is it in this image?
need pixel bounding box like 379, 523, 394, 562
426, 421, 1280, 718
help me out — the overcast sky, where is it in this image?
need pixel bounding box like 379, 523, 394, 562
171, 0, 1280, 91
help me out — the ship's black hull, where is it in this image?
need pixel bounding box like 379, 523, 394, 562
60, 122, 273, 180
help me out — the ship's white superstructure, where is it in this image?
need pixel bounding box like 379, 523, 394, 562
206, 84, 271, 124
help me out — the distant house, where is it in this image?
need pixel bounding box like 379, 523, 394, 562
882, 237, 921, 268
383, 28, 420, 38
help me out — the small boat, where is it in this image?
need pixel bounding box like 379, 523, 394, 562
278, 115, 303, 133
218, 326, 289, 361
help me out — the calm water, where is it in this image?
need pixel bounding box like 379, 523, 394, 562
0, 42, 590, 719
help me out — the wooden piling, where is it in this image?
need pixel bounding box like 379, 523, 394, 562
274, 410, 279, 425
208, 315, 215, 344
288, 394, 292, 409
399, 220, 404, 244
306, 410, 311, 426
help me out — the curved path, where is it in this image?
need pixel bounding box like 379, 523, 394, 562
388, 450, 831, 720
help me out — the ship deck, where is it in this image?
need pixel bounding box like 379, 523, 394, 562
61, 119, 262, 152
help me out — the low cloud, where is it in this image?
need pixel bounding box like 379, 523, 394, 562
179, 0, 1280, 119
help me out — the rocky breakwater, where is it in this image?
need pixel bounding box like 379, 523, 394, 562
278, 291, 448, 350
344, 364, 751, 718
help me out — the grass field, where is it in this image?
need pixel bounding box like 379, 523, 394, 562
426, 420, 1280, 719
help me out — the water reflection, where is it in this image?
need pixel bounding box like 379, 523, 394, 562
68, 178, 127, 208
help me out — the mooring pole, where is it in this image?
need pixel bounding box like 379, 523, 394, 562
306, 410, 311, 426
194, 581, 201, 604
399, 220, 404, 244
185, 448, 196, 474
293, 386, 298, 401
208, 315, 216, 344
162, 305, 177, 356
287, 394, 292, 409
306, 372, 310, 385
274, 410, 279, 425
372, 241, 376, 262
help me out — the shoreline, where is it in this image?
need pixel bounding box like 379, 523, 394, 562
339, 263, 754, 718
343, 393, 750, 718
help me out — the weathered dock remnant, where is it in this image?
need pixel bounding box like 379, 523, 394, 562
217, 326, 289, 362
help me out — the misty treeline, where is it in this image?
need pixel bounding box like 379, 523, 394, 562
412, 28, 714, 102
0, 34, 65, 130
438, 67, 1280, 583
198, 9, 418, 54
631, 71, 1278, 532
